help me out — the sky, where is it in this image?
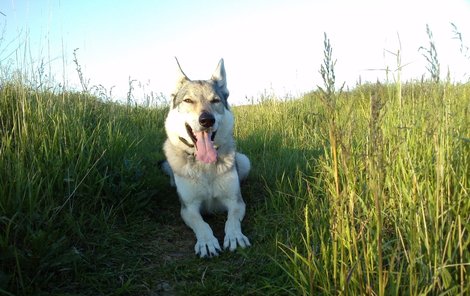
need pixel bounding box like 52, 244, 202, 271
1, 0, 470, 105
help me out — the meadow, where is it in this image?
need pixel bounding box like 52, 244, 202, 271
1, 40, 469, 295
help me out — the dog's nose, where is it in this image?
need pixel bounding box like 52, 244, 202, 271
199, 111, 215, 128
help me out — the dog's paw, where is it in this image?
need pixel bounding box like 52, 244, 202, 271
194, 237, 222, 258
223, 231, 251, 252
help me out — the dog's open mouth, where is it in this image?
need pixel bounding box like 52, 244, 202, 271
184, 123, 217, 164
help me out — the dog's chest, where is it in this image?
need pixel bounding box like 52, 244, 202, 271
174, 165, 239, 207
183, 169, 227, 197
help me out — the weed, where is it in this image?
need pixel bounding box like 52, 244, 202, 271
419, 24, 441, 83
72, 48, 90, 93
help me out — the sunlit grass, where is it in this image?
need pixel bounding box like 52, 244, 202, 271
0, 80, 167, 294
261, 82, 470, 295
250, 33, 470, 295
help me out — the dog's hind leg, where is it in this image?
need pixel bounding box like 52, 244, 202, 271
235, 153, 250, 182
159, 160, 175, 187
180, 205, 221, 257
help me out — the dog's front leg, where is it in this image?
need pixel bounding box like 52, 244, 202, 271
223, 196, 251, 251
180, 205, 221, 257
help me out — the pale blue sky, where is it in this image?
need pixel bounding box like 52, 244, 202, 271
2, 0, 470, 104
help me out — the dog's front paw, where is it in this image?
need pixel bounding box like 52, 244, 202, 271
223, 231, 251, 252
194, 237, 221, 258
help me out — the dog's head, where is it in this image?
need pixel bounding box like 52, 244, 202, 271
171, 58, 229, 110
166, 59, 233, 163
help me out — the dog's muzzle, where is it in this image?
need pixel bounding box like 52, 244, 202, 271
199, 111, 215, 128
179, 114, 217, 149
180, 123, 217, 148
179, 112, 218, 163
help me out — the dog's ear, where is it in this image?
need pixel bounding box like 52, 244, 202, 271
171, 57, 190, 107
211, 58, 229, 100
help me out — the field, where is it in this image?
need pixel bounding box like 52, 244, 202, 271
1, 31, 470, 294
0, 74, 469, 295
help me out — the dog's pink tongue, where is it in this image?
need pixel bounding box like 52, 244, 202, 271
195, 131, 217, 163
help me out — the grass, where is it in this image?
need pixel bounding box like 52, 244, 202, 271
1, 43, 469, 296
272, 82, 470, 295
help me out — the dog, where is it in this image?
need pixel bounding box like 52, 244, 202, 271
160, 58, 251, 258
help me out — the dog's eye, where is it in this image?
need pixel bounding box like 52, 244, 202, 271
211, 98, 221, 104
183, 98, 194, 104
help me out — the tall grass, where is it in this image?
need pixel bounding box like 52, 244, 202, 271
1, 75, 469, 296
271, 80, 469, 295
420, 24, 441, 83
174, 75, 469, 295
0, 77, 167, 294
